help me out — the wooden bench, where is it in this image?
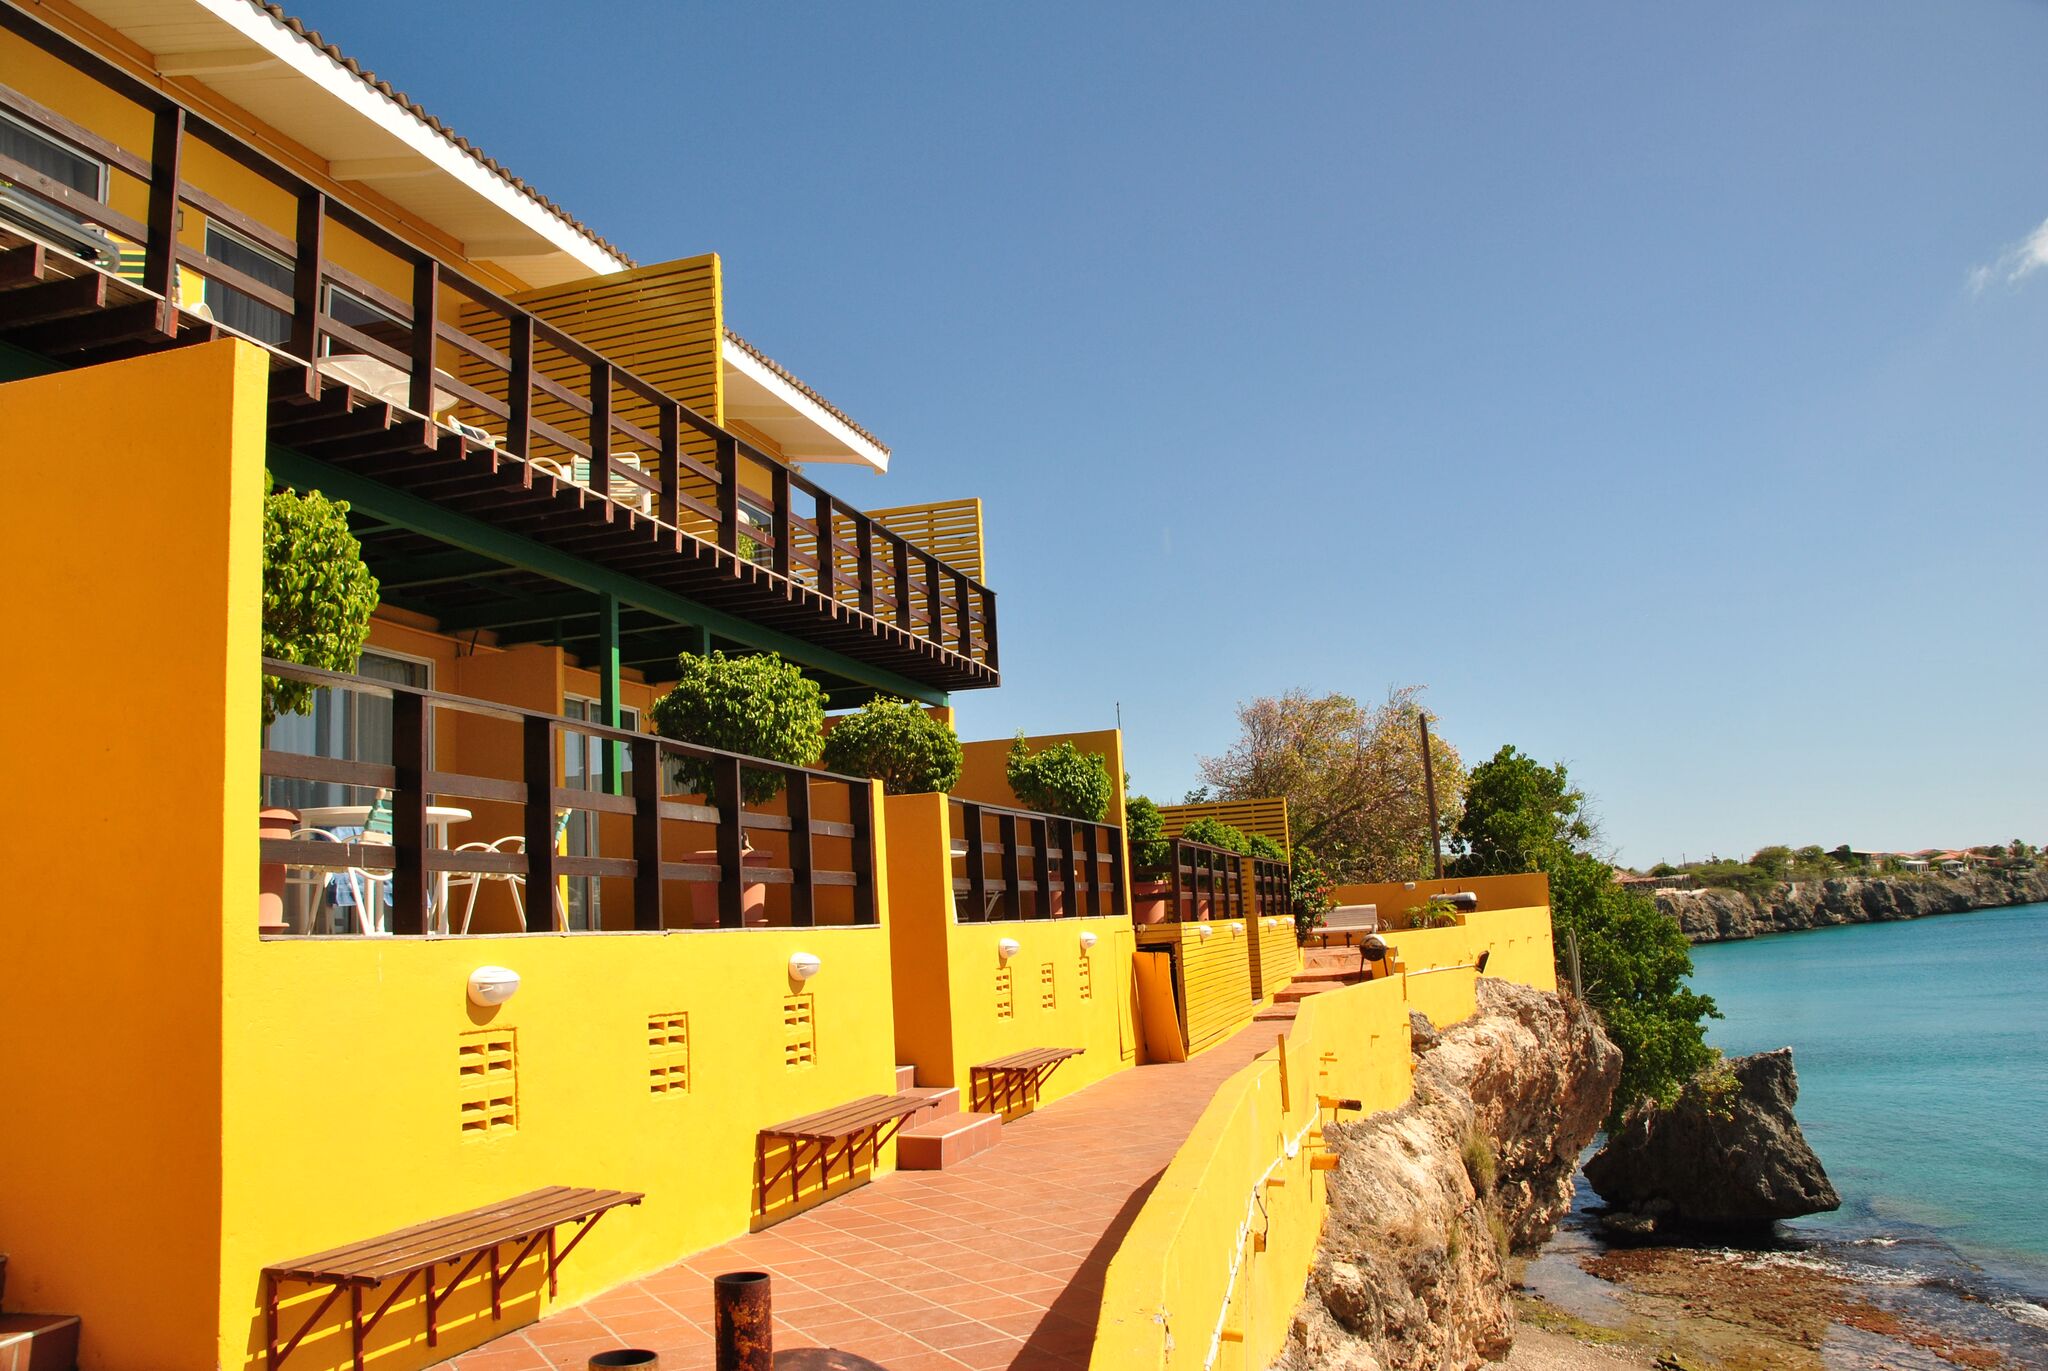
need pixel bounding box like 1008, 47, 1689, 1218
262, 1185, 642, 1370
756, 1090, 942, 1213
970, 1046, 1084, 1115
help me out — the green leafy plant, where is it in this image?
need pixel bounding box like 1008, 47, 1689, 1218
1453, 744, 1719, 1127
820, 698, 962, 795
650, 651, 825, 804
262, 485, 379, 726
1402, 902, 1459, 929
1006, 734, 1113, 821
1126, 795, 1172, 870
1290, 845, 1336, 940
1461, 1130, 1498, 1196
1246, 833, 1288, 862
1179, 817, 1251, 853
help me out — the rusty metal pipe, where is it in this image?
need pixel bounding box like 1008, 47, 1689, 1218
715, 1270, 773, 1371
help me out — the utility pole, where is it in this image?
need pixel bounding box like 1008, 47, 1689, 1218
1420, 712, 1444, 880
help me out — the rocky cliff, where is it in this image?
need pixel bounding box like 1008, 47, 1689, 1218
1656, 868, 2048, 943
1275, 980, 1620, 1371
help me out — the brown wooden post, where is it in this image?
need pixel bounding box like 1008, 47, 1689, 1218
982, 587, 1000, 672
143, 104, 183, 327
786, 774, 814, 927
507, 313, 534, 459
998, 811, 1021, 922
389, 690, 429, 935
849, 779, 876, 926
893, 539, 913, 631
289, 189, 325, 366
961, 802, 986, 923
408, 256, 439, 416
522, 715, 556, 932
631, 735, 662, 931
952, 570, 973, 654
1420, 713, 1444, 880
712, 755, 745, 928
659, 403, 681, 524
770, 465, 791, 575
1032, 817, 1053, 919
590, 359, 612, 498
1060, 819, 1080, 915
854, 511, 875, 614
921, 552, 943, 645
716, 433, 741, 554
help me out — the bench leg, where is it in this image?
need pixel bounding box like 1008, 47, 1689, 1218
351, 1283, 365, 1371
264, 1275, 279, 1371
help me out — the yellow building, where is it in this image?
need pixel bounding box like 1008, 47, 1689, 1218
0, 8, 1560, 1371
0, 3, 1116, 1368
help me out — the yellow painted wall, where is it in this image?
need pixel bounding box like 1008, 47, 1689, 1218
0, 342, 268, 1370
883, 793, 1135, 1108
218, 919, 902, 1371
1333, 871, 1551, 919
1092, 904, 1556, 1371
1250, 905, 1299, 999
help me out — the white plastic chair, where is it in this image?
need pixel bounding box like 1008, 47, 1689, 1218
449, 812, 572, 934
530, 452, 655, 515
285, 827, 372, 936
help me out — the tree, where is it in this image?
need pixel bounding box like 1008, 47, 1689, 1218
1750, 845, 1794, 881
650, 651, 825, 803
820, 698, 962, 795
1198, 686, 1462, 883
1454, 744, 1719, 1126
1447, 745, 1590, 875
1007, 736, 1113, 821
262, 485, 379, 726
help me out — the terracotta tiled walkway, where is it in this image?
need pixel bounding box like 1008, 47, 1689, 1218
440, 1024, 1281, 1371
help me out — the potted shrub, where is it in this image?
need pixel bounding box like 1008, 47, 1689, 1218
1125, 795, 1173, 924
1290, 846, 1335, 944
1006, 735, 1112, 914
260, 484, 378, 932
650, 651, 825, 927
821, 698, 963, 795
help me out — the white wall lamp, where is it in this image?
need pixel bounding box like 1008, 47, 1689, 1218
467, 965, 520, 1007
788, 951, 823, 981
998, 937, 1022, 960
1229, 921, 1245, 936
1196, 924, 1214, 940
1079, 931, 1099, 952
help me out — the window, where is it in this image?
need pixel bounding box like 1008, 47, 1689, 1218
323, 282, 410, 356
265, 649, 433, 814
561, 695, 641, 932
0, 109, 104, 199
203, 224, 293, 344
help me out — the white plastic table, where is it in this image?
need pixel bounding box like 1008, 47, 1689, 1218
296, 804, 473, 932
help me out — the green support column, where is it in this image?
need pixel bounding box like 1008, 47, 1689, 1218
598, 591, 625, 796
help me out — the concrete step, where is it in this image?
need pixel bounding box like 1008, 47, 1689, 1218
0, 1313, 81, 1371
896, 1112, 1002, 1170
895, 1064, 918, 1093
1274, 978, 1361, 1004
906, 1087, 960, 1125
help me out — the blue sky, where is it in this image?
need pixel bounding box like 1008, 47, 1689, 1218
294, 1, 2048, 865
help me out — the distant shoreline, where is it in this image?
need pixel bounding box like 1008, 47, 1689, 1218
1653, 869, 2047, 943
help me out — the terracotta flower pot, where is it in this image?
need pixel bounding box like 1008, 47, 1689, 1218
258, 807, 298, 934
687, 843, 773, 928
1131, 879, 1171, 925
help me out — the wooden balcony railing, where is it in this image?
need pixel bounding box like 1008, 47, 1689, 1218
1248, 854, 1292, 924
258, 660, 877, 936
0, 9, 996, 678
948, 799, 1125, 922
1132, 838, 1270, 926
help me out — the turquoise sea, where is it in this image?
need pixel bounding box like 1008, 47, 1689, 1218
1688, 903, 2048, 1300
1530, 903, 2048, 1363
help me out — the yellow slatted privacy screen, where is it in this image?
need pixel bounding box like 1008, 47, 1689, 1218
1157, 797, 1291, 854
866, 497, 986, 583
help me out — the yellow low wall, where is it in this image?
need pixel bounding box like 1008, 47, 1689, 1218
1137, 915, 1260, 1057
1093, 907, 1555, 1370
1332, 871, 1550, 920
884, 793, 1138, 1107
1249, 910, 1299, 999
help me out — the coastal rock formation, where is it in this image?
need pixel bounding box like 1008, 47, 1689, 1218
1275, 980, 1620, 1371
1657, 868, 2048, 943
1584, 1048, 1839, 1230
